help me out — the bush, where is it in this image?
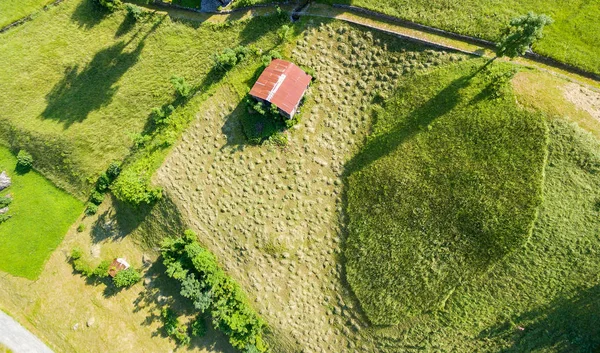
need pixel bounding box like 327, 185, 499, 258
16, 150, 33, 172
151, 105, 174, 126
132, 133, 151, 148
0, 213, 10, 224
113, 267, 142, 288
77, 223, 86, 233
171, 76, 192, 99
125, 3, 143, 21
213, 46, 251, 71
161, 307, 191, 345
89, 190, 105, 205
267, 131, 288, 147
93, 260, 111, 278
261, 49, 282, 67
106, 161, 121, 181
111, 166, 163, 206
71, 249, 94, 277
85, 203, 98, 216
97, 0, 122, 12
96, 173, 111, 192
71, 248, 83, 261
190, 316, 207, 337
0, 196, 12, 208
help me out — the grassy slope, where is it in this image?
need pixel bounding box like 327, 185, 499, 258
369, 119, 600, 353
0, 147, 82, 279
446, 119, 600, 352
0, 0, 279, 198
326, 0, 600, 75
0, 0, 54, 28
345, 61, 548, 325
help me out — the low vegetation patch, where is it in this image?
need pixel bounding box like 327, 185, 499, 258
345, 61, 548, 325
0, 147, 82, 279
370, 119, 600, 352
161, 230, 268, 352
70, 248, 142, 288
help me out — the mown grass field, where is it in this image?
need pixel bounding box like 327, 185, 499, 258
0, 0, 54, 28
0, 0, 282, 197
0, 147, 82, 279
366, 118, 600, 353
327, 0, 600, 75
345, 61, 549, 325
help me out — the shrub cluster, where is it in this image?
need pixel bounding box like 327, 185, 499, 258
86, 161, 121, 215
71, 248, 111, 278
16, 150, 33, 173
161, 230, 268, 352
70, 248, 141, 288
111, 161, 162, 206
97, 0, 122, 12
213, 46, 251, 71
160, 307, 191, 345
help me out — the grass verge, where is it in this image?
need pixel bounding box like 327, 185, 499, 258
345, 60, 548, 325
0, 147, 83, 279
0, 0, 54, 28
323, 0, 600, 75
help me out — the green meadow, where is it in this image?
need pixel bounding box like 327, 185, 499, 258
345, 61, 548, 325
0, 147, 82, 279
0, 0, 54, 28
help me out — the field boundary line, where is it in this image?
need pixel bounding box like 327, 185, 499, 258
294, 5, 600, 91
329, 4, 600, 81
0, 0, 65, 34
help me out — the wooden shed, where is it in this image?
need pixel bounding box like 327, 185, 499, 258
108, 258, 130, 277
249, 59, 312, 119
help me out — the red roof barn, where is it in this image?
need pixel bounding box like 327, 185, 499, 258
249, 59, 312, 118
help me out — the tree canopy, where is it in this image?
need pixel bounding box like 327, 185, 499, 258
496, 12, 553, 58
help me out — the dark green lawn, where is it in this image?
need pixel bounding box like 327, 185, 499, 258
345, 60, 548, 325
0, 147, 83, 279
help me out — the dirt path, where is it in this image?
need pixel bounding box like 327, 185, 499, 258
0, 310, 53, 353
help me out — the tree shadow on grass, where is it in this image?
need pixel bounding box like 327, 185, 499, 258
43, 17, 164, 127
115, 14, 137, 38
479, 285, 600, 352
71, 0, 109, 29
42, 40, 144, 127
343, 69, 477, 176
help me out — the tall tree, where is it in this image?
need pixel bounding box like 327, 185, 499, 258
496, 12, 553, 58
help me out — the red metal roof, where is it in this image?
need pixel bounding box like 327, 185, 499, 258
249, 59, 312, 117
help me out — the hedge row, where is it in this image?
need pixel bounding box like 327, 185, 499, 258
161, 230, 268, 352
